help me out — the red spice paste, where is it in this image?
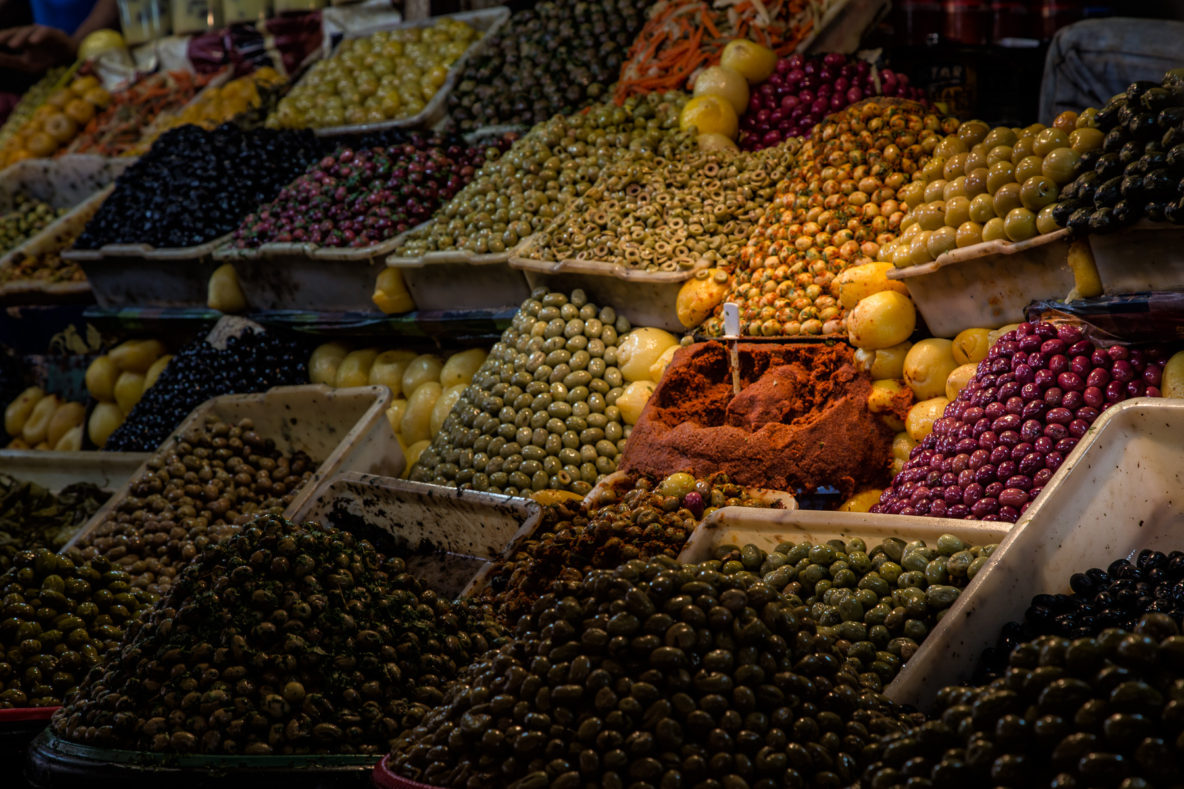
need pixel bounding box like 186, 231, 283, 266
620, 341, 893, 497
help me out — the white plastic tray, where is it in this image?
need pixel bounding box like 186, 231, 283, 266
0, 449, 149, 493
678, 507, 1009, 563
214, 236, 401, 312
65, 384, 402, 551
299, 7, 510, 136
1089, 221, 1184, 295
290, 471, 540, 599
887, 397, 1184, 712
65, 231, 233, 309
510, 235, 706, 333
0, 185, 108, 303
0, 155, 130, 213
887, 229, 1073, 338
383, 219, 529, 311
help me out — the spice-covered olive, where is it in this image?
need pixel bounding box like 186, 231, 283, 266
73, 417, 317, 594
478, 471, 771, 622
0, 549, 151, 708
863, 614, 1184, 787
387, 554, 917, 786
411, 289, 632, 496
54, 516, 505, 754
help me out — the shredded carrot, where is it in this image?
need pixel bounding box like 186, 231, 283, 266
614, 0, 829, 103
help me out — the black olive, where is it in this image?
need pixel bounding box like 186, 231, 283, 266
1127, 112, 1161, 140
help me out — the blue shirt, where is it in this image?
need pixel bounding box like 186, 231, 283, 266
30, 0, 96, 35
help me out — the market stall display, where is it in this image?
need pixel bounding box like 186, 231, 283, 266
0, 66, 73, 150
65, 70, 213, 158
0, 9, 1183, 786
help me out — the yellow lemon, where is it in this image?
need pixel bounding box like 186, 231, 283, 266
679, 95, 739, 140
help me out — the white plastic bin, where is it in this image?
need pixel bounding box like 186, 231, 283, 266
290, 471, 540, 598
678, 507, 1009, 563
66, 384, 402, 551
887, 397, 1184, 711
887, 229, 1073, 338
1088, 221, 1184, 295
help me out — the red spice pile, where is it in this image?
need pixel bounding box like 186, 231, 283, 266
620, 341, 893, 497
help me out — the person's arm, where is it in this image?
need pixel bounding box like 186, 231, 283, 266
70, 0, 119, 46
0, 0, 120, 73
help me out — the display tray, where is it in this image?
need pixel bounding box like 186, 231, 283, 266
888, 397, 1184, 712
1088, 220, 1184, 295
214, 237, 403, 313
64, 384, 401, 552
301, 7, 510, 137
26, 729, 375, 789
64, 233, 233, 310
289, 472, 541, 599
510, 232, 707, 333
677, 507, 1009, 563
0, 156, 130, 214
387, 224, 530, 312
0, 186, 109, 304
886, 229, 1073, 338
0, 449, 148, 492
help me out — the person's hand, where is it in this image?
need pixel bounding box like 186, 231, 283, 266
0, 25, 77, 74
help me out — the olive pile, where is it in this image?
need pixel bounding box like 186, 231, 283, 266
1, 194, 65, 255
76, 124, 321, 249
885, 115, 1089, 266
410, 288, 631, 497
0, 476, 109, 572
74, 417, 316, 594
862, 614, 1184, 788
271, 17, 482, 129
713, 534, 997, 689
704, 100, 955, 338
0, 549, 152, 708
978, 549, 1184, 682
104, 329, 305, 452
872, 321, 1169, 522
525, 143, 799, 273
55, 516, 505, 754
387, 555, 916, 787
1054, 70, 1184, 230
446, 0, 650, 132
395, 94, 696, 258
480, 472, 766, 621
233, 136, 492, 249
